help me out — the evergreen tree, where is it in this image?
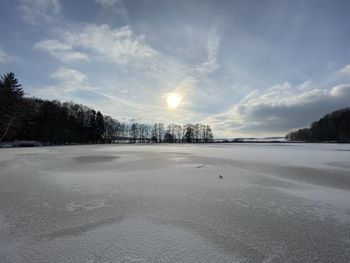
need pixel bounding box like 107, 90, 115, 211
0, 72, 24, 141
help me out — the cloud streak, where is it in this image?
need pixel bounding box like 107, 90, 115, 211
20, 0, 61, 25
195, 31, 220, 75
34, 39, 89, 63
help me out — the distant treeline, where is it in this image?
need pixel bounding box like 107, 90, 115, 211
0, 72, 214, 144
286, 108, 350, 142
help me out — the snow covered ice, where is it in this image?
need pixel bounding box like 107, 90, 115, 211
0, 143, 349, 262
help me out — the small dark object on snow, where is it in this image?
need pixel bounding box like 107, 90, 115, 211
218, 174, 223, 179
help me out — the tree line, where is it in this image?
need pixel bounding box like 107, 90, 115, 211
0, 72, 214, 144
286, 108, 350, 142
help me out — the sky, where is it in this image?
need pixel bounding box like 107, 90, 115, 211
0, 0, 350, 138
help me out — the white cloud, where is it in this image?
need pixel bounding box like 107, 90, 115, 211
0, 49, 10, 63
339, 64, 350, 76
34, 39, 89, 63
51, 67, 87, 88
62, 24, 156, 65
206, 81, 350, 137
20, 0, 61, 25
330, 84, 350, 97
32, 68, 88, 99
34, 24, 154, 65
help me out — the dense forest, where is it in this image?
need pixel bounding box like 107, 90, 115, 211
286, 108, 350, 142
0, 72, 214, 145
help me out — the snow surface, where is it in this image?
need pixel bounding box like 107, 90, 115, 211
0, 143, 349, 262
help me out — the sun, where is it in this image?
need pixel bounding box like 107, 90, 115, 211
166, 93, 181, 109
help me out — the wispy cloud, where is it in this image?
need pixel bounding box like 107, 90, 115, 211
195, 31, 220, 75
31, 67, 90, 100
20, 0, 61, 25
94, 0, 127, 16
34, 39, 89, 63
0, 49, 10, 63
62, 24, 156, 65
339, 64, 350, 76
145, 30, 221, 108
330, 83, 350, 97
50, 67, 88, 91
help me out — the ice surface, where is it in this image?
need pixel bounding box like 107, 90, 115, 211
0, 143, 349, 262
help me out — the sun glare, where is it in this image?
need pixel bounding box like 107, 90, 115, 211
166, 93, 181, 109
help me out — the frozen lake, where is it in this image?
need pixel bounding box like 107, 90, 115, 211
0, 143, 349, 262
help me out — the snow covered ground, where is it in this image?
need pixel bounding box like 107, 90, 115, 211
0, 143, 349, 262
